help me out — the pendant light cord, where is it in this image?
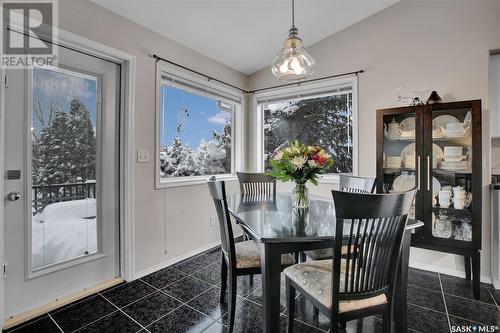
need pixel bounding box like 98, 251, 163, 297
291, 0, 295, 29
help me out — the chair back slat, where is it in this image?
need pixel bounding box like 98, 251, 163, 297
330, 190, 415, 305
339, 174, 376, 194
237, 172, 276, 195
207, 177, 236, 268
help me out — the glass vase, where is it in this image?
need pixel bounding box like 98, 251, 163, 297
292, 181, 309, 208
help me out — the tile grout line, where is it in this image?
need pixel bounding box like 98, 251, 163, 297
447, 313, 495, 327
438, 274, 453, 333
47, 313, 65, 333
486, 288, 500, 311
70, 310, 120, 333
98, 292, 151, 333
139, 277, 218, 331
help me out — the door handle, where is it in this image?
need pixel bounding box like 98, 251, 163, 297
417, 155, 421, 190
6, 191, 21, 201
427, 156, 431, 191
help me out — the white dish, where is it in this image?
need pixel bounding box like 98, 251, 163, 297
400, 117, 415, 131
442, 155, 467, 162
393, 175, 440, 196
393, 175, 416, 192
433, 115, 459, 131
401, 143, 444, 161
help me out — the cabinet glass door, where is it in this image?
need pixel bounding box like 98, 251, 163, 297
428, 107, 473, 243
381, 110, 419, 220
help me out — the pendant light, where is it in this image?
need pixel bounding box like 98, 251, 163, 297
271, 0, 315, 81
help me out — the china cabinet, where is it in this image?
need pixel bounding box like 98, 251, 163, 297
376, 100, 482, 298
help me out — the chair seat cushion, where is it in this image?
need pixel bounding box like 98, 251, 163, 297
284, 260, 387, 312
234, 240, 295, 269
304, 245, 352, 260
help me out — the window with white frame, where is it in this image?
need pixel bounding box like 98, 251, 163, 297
156, 65, 242, 187
258, 79, 357, 175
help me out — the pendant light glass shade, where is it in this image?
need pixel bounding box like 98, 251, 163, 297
271, 0, 315, 81
271, 32, 315, 81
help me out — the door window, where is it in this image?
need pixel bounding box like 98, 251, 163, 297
31, 66, 100, 270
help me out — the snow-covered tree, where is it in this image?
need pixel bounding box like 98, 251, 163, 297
68, 97, 96, 181
37, 97, 96, 185
161, 137, 196, 177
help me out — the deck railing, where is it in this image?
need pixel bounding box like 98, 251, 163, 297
32, 181, 96, 213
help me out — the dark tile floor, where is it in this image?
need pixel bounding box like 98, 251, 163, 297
4, 247, 500, 333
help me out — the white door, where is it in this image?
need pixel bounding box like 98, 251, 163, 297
3, 46, 120, 318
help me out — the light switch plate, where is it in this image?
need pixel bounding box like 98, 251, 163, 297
137, 149, 150, 163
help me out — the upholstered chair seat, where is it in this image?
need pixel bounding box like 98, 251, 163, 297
304, 245, 354, 260
234, 240, 295, 269
284, 259, 387, 312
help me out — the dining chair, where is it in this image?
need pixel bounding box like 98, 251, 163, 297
236, 172, 276, 195
284, 189, 415, 333
207, 176, 295, 332
302, 175, 376, 262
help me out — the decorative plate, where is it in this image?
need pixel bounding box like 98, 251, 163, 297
400, 117, 415, 131
433, 115, 459, 130
400, 143, 444, 161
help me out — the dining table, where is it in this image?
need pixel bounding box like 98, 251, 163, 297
227, 192, 423, 333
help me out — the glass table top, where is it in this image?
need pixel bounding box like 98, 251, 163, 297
227, 193, 423, 243
227, 193, 336, 243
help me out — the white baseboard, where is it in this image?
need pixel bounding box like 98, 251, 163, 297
409, 261, 493, 284
492, 278, 500, 290
133, 241, 221, 280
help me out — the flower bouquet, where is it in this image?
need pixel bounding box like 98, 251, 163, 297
268, 141, 333, 207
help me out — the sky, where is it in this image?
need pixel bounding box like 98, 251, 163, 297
160, 85, 232, 147
32, 67, 97, 136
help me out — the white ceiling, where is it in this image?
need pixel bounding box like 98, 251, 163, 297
93, 0, 398, 75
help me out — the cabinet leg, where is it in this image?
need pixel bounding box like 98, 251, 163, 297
472, 251, 481, 300
464, 256, 471, 281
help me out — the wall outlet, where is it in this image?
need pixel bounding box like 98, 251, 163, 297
209, 216, 216, 226
137, 149, 150, 163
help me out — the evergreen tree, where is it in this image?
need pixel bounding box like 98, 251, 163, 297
68, 97, 96, 181
161, 137, 196, 177
264, 94, 353, 173
37, 97, 96, 185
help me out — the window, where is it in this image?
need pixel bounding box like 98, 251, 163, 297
156, 64, 243, 187
258, 78, 357, 176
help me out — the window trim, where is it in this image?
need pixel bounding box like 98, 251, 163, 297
155, 62, 244, 189
253, 75, 359, 182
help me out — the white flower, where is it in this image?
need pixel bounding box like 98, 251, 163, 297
273, 150, 284, 161
291, 156, 307, 169
308, 160, 318, 167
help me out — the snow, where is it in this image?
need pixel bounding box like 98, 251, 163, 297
32, 199, 97, 269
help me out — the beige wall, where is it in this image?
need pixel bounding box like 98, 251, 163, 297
493, 139, 500, 174
249, 0, 500, 279
57, 0, 500, 280
58, 0, 247, 275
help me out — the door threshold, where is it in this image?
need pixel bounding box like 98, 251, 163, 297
3, 277, 124, 330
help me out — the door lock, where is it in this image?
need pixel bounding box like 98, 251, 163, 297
6, 191, 21, 201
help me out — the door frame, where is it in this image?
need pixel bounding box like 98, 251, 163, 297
0, 28, 136, 326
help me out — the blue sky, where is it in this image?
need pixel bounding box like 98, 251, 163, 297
160, 85, 232, 147
32, 67, 97, 135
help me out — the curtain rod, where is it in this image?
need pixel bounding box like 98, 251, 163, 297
152, 54, 363, 94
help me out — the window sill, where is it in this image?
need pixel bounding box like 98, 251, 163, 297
157, 174, 238, 189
